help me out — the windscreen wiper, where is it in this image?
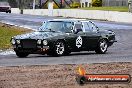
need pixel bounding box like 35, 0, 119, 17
38, 28, 56, 32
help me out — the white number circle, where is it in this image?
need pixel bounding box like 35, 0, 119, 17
76, 36, 82, 48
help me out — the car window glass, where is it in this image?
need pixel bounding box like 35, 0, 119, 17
64, 22, 73, 32
74, 23, 83, 33
38, 22, 46, 30
46, 22, 63, 31
38, 21, 72, 33
83, 22, 91, 31
75, 24, 82, 29
87, 22, 97, 31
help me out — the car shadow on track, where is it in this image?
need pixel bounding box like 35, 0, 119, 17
11, 51, 111, 59
31, 51, 109, 58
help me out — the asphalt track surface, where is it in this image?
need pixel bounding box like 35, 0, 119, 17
0, 13, 132, 66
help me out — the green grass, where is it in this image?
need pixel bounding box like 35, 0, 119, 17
80, 6, 128, 12
0, 24, 31, 49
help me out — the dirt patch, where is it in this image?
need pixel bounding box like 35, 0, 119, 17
0, 62, 132, 88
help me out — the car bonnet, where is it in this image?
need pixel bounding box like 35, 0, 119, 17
13, 31, 65, 39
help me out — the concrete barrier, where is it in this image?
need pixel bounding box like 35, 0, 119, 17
12, 9, 132, 23
11, 8, 20, 14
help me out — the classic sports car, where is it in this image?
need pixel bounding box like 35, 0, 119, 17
0, 2, 11, 13
11, 19, 116, 57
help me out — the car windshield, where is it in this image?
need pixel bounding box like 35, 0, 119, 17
38, 21, 73, 33
0, 2, 9, 6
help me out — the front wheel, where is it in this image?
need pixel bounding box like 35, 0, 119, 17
8, 10, 11, 13
15, 52, 29, 58
95, 39, 108, 54
50, 41, 66, 56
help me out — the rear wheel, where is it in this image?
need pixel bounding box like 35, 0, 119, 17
95, 39, 108, 54
15, 52, 29, 58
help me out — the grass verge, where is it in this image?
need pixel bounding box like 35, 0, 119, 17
0, 23, 32, 50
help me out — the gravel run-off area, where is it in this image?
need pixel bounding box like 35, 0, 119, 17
0, 62, 132, 88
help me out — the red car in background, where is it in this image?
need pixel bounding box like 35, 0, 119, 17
0, 2, 11, 13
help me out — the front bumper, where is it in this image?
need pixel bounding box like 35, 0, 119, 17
11, 39, 51, 54
13, 45, 50, 54
0, 7, 10, 12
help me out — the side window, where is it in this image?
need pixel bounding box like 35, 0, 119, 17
74, 23, 83, 33
75, 24, 82, 30
87, 22, 97, 31
83, 22, 91, 31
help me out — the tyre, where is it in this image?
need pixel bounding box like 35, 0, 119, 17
50, 41, 66, 56
15, 52, 29, 58
95, 39, 108, 54
64, 50, 71, 56
8, 10, 11, 13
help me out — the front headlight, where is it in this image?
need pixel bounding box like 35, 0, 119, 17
37, 40, 42, 44
11, 38, 15, 44
16, 40, 20, 44
43, 40, 48, 45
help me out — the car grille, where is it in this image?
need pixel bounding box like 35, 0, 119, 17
21, 39, 37, 48
0, 7, 9, 10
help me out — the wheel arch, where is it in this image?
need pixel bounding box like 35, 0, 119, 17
98, 37, 109, 44
57, 39, 66, 43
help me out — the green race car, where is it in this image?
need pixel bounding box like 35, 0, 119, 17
11, 19, 116, 57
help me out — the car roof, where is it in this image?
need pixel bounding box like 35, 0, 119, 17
48, 19, 90, 22
0, 2, 9, 4
0, 1, 10, 6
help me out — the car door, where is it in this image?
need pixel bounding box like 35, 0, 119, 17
83, 21, 101, 49
66, 22, 87, 51
73, 22, 88, 51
